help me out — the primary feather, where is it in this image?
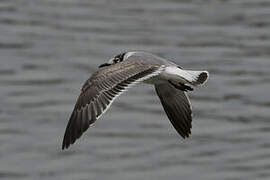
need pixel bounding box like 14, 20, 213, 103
62, 51, 209, 150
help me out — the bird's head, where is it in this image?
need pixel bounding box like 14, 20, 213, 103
99, 52, 127, 68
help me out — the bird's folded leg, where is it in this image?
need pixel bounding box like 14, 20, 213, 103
168, 80, 193, 92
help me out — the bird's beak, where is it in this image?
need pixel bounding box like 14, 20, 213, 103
99, 63, 110, 68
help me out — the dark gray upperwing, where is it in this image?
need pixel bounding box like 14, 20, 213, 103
62, 60, 163, 149
155, 83, 192, 138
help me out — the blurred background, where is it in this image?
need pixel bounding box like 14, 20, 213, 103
1, 0, 270, 179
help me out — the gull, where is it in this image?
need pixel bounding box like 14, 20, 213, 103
62, 51, 209, 150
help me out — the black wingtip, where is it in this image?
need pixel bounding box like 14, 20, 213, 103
197, 72, 209, 84
62, 126, 78, 150
62, 130, 70, 150
61, 143, 70, 150
61, 143, 66, 150
61, 139, 68, 150
62, 109, 90, 150
61, 111, 76, 150
62, 132, 77, 150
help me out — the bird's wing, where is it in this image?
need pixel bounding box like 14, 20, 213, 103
62, 60, 165, 149
155, 82, 192, 138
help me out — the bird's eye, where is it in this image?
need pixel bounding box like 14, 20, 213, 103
113, 58, 120, 63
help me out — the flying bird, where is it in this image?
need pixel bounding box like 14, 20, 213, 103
62, 51, 209, 150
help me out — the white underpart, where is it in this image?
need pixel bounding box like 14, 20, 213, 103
95, 65, 166, 121
161, 66, 209, 85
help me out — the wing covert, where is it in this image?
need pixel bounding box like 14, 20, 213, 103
62, 60, 164, 149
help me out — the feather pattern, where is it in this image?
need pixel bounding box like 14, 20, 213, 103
62, 60, 165, 149
155, 82, 192, 138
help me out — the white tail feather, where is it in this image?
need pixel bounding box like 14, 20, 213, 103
162, 66, 209, 86
184, 70, 209, 85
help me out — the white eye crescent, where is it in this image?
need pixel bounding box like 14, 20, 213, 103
107, 58, 114, 64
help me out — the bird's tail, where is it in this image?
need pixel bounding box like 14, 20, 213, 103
180, 70, 209, 86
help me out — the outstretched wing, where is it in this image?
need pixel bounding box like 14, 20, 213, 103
155, 82, 192, 138
62, 60, 164, 149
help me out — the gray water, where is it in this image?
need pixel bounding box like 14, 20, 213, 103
1, 0, 270, 179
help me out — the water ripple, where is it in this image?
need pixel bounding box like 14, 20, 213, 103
1, 0, 270, 180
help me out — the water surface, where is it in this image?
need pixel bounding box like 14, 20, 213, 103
1, 0, 270, 179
